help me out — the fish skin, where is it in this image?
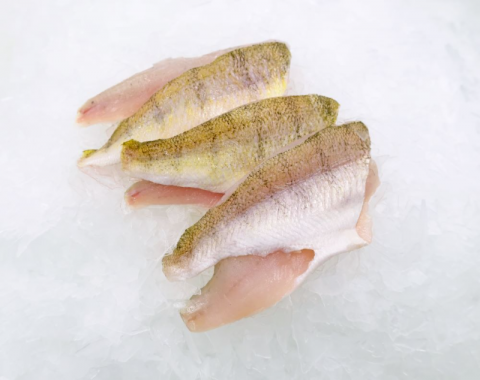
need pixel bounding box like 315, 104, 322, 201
78, 42, 291, 167
123, 160, 378, 215
180, 161, 379, 332
163, 122, 372, 282
125, 180, 223, 209
121, 95, 339, 192
76, 47, 235, 126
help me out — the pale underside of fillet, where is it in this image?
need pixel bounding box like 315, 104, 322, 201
163, 122, 373, 282
125, 180, 223, 209
76, 46, 236, 126
181, 249, 315, 332
125, 157, 377, 213
78, 41, 291, 168
121, 95, 339, 192
180, 159, 379, 332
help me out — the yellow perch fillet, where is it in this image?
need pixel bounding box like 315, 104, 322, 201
163, 122, 373, 282
181, 161, 379, 332
181, 249, 315, 332
78, 42, 291, 167
76, 46, 236, 126
121, 95, 339, 193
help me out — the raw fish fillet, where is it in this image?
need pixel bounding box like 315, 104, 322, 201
76, 46, 236, 126
163, 122, 373, 280
121, 95, 339, 192
78, 42, 291, 167
162, 122, 379, 331
181, 160, 379, 332
125, 181, 223, 209
181, 249, 315, 332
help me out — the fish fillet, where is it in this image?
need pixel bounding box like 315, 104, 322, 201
121, 95, 339, 192
163, 122, 373, 281
181, 160, 379, 332
181, 249, 315, 332
76, 46, 236, 126
78, 42, 291, 167
125, 181, 223, 209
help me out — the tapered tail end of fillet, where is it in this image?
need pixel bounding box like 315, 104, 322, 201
180, 308, 199, 332
75, 98, 101, 126
124, 181, 148, 210
77, 149, 98, 168
162, 255, 176, 281
75, 105, 91, 126
77, 144, 123, 168
75, 110, 88, 126
124, 188, 139, 209
162, 254, 190, 282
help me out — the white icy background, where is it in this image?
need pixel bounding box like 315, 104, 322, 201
1, 0, 480, 378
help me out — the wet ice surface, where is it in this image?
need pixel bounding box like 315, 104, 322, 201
1, 0, 479, 378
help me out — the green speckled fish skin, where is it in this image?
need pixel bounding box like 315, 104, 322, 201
121, 95, 339, 192
163, 122, 371, 281
78, 42, 291, 167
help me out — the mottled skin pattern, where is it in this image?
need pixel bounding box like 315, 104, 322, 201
163, 122, 371, 281
79, 42, 291, 167
76, 46, 236, 126
121, 95, 339, 192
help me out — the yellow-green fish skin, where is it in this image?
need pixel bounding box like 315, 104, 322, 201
121, 95, 339, 192
163, 122, 371, 281
78, 42, 291, 167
